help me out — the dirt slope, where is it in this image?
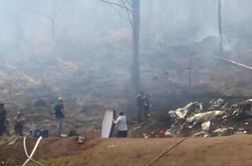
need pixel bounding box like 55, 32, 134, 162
1, 135, 252, 166
85, 136, 252, 166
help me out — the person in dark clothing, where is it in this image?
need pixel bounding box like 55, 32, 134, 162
143, 95, 152, 120
136, 91, 145, 123
54, 97, 66, 137
14, 111, 25, 136
0, 103, 7, 136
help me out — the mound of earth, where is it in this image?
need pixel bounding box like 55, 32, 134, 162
0, 136, 100, 166
1, 135, 252, 166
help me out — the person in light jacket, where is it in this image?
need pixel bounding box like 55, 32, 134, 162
113, 112, 128, 138
14, 111, 25, 136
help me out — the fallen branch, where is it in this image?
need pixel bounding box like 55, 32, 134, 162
211, 55, 252, 71
128, 122, 147, 137
76, 91, 92, 106
56, 58, 78, 72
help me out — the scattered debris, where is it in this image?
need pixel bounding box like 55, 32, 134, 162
143, 133, 148, 138
60, 134, 68, 137
191, 131, 209, 137
8, 138, 18, 145
209, 98, 225, 110
211, 127, 234, 137
164, 130, 173, 138
128, 122, 147, 137
168, 99, 252, 137
107, 145, 115, 148
201, 121, 211, 131
76, 137, 85, 144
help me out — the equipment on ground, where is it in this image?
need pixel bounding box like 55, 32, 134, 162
149, 132, 156, 138
158, 130, 165, 138
101, 109, 116, 138
22, 136, 44, 166
30, 129, 49, 138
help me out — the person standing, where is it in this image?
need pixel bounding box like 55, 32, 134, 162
143, 95, 152, 120
3, 118, 11, 136
54, 97, 66, 137
0, 103, 7, 136
113, 112, 128, 138
14, 111, 25, 136
136, 91, 144, 123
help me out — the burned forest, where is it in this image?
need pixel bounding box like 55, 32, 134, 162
0, 0, 252, 136
1, 0, 252, 166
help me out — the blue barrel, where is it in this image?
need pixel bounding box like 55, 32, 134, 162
30, 129, 33, 136
31, 129, 42, 138
41, 130, 49, 138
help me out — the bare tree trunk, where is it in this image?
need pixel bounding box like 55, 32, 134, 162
131, 0, 140, 93
218, 0, 223, 56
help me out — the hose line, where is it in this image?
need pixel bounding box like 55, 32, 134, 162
146, 137, 188, 166
22, 136, 44, 166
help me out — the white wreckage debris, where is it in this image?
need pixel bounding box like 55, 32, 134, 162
169, 102, 203, 120
209, 98, 226, 110
187, 110, 224, 128
192, 127, 235, 137
168, 98, 252, 137
169, 102, 203, 134
201, 121, 211, 131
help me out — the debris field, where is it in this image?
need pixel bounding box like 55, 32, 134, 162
167, 98, 252, 138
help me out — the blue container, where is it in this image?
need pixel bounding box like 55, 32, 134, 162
31, 129, 42, 138
30, 129, 33, 136
41, 130, 49, 138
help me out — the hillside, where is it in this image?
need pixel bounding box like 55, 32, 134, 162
1, 0, 252, 136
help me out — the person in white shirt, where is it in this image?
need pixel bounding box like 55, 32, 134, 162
113, 112, 128, 138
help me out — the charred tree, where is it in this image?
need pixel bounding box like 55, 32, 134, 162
30, 0, 69, 40
100, 0, 141, 93
131, 0, 140, 93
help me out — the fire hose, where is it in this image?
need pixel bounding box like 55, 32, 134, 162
146, 137, 188, 166
22, 136, 44, 166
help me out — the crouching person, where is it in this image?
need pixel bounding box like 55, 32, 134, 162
113, 112, 128, 138
14, 111, 25, 136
